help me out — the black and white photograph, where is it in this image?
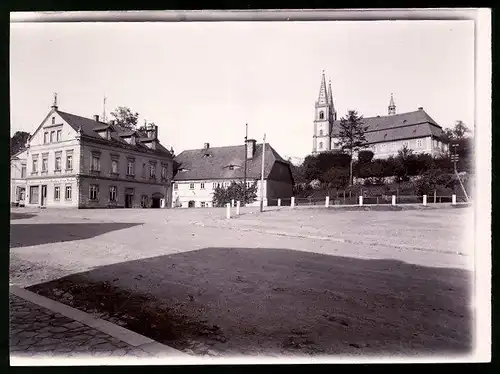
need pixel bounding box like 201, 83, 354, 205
9, 9, 491, 365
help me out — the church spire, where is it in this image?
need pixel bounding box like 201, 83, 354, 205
317, 70, 328, 106
388, 93, 396, 115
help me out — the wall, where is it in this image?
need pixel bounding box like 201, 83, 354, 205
10, 150, 27, 203
26, 176, 79, 208
364, 136, 434, 159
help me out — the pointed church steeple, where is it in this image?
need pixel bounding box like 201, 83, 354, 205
317, 70, 328, 106
388, 93, 396, 115
327, 78, 337, 120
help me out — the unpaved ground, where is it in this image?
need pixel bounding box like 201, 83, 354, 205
10, 207, 474, 357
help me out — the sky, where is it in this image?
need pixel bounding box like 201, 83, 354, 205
10, 20, 475, 160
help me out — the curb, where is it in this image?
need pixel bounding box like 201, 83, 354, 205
10, 285, 188, 357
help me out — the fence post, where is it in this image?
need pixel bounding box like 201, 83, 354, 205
226, 203, 231, 219
434, 189, 437, 204
392, 195, 396, 206
278, 198, 281, 207
236, 200, 240, 215
423, 195, 427, 206
452, 194, 457, 205
325, 196, 330, 207
291, 197, 295, 208
359, 196, 363, 206
231, 199, 235, 208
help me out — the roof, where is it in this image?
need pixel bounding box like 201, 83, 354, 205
11, 148, 27, 160
331, 109, 447, 144
174, 143, 288, 181
56, 110, 172, 156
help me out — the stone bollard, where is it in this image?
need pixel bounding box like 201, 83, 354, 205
392, 195, 396, 206
278, 198, 281, 207
236, 201, 240, 215
226, 203, 231, 219
291, 197, 295, 208
359, 196, 363, 206
325, 196, 330, 207
231, 199, 235, 208
452, 194, 457, 205
423, 195, 427, 206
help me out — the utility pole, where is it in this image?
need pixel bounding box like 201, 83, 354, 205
243, 123, 248, 206
451, 143, 469, 201
260, 133, 266, 212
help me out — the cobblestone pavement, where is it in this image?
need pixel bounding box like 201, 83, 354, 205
9, 294, 152, 358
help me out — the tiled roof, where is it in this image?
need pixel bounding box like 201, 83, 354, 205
56, 110, 172, 156
331, 110, 447, 144
174, 143, 287, 181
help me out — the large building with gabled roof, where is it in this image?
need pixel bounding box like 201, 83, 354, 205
312, 71, 449, 158
173, 139, 294, 208
23, 95, 174, 209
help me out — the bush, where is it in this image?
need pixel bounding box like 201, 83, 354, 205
212, 181, 258, 207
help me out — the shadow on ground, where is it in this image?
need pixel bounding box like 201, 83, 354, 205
28, 247, 473, 357
10, 212, 38, 220
10, 223, 142, 248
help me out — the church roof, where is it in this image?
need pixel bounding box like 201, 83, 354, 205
56, 110, 172, 156
331, 109, 447, 144
174, 143, 289, 181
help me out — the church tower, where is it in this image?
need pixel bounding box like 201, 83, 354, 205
312, 71, 336, 155
388, 93, 396, 115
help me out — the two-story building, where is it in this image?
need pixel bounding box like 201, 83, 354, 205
173, 139, 294, 208
10, 148, 27, 206
24, 97, 174, 209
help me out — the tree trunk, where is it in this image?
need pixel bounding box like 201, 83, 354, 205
349, 152, 354, 186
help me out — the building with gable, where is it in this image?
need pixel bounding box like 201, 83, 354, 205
23, 95, 174, 209
312, 71, 449, 158
10, 148, 27, 206
173, 139, 294, 208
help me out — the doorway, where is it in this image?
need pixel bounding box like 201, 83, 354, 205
40, 185, 47, 207
188, 200, 195, 208
151, 198, 161, 208
125, 194, 134, 208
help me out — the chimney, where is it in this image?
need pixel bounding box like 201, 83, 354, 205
418, 107, 423, 110
204, 142, 210, 150
246, 139, 256, 159
93, 114, 100, 122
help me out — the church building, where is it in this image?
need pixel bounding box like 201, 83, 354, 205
312, 71, 449, 158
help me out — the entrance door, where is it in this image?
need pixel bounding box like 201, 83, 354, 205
151, 198, 161, 208
40, 185, 47, 207
125, 194, 134, 208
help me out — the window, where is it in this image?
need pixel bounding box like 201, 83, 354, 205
246, 181, 252, 188
319, 129, 323, 136
56, 130, 62, 142
111, 160, 118, 174
213, 182, 217, 189
201, 202, 206, 208
319, 141, 323, 149
54, 186, 60, 200
52, 117, 55, 125
319, 111, 324, 120
66, 155, 73, 170
416, 139, 423, 148
42, 156, 48, 172
189, 183, 194, 189
21, 165, 26, 178
55, 156, 61, 171
32, 158, 38, 173
127, 160, 134, 175
44, 132, 48, 144
161, 166, 167, 179
402, 141, 409, 148
149, 164, 156, 178
65, 185, 72, 200
30, 186, 39, 204
50, 131, 55, 143
200, 182, 205, 189
174, 183, 178, 190
141, 195, 149, 208
91, 155, 100, 171
142, 163, 146, 177
89, 184, 99, 201
109, 186, 117, 202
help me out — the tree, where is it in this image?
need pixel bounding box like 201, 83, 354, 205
338, 110, 369, 186
110, 107, 140, 129
444, 120, 471, 141
212, 181, 258, 207
414, 167, 454, 196
394, 145, 416, 182
323, 167, 349, 190
10, 131, 30, 156
358, 150, 374, 164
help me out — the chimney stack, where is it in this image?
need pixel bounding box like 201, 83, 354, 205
93, 114, 100, 122
246, 139, 257, 159
204, 142, 210, 150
